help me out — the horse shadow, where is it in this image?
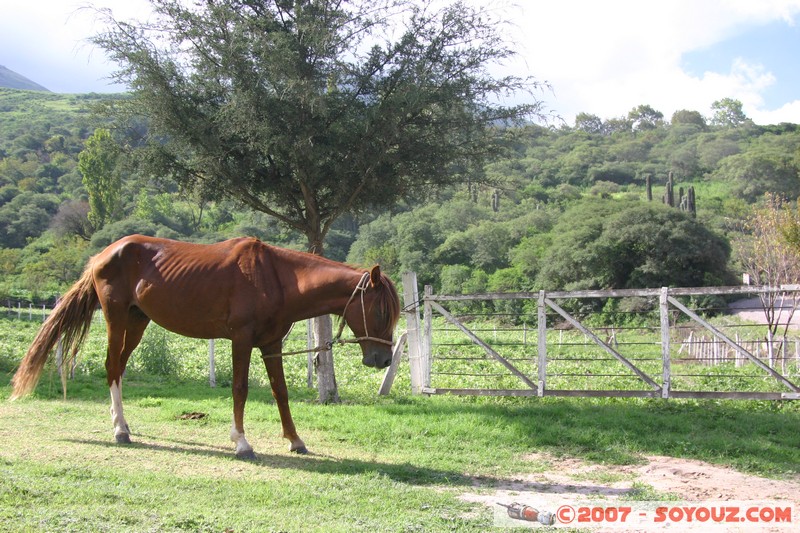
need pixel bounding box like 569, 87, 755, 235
63, 434, 632, 497
65, 433, 476, 487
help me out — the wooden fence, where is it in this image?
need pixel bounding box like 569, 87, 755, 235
7, 281, 800, 400
401, 273, 800, 400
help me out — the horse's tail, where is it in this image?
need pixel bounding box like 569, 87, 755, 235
10, 262, 99, 400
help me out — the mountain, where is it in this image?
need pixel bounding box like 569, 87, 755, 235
0, 65, 50, 92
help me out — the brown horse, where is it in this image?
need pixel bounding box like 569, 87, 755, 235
10, 235, 400, 458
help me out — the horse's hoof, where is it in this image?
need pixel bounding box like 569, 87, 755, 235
236, 449, 257, 461
291, 445, 309, 455
115, 433, 132, 444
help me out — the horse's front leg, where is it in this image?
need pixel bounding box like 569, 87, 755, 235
260, 345, 307, 454
230, 339, 255, 459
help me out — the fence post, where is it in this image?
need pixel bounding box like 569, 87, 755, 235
306, 320, 315, 388
537, 290, 546, 397
660, 287, 671, 399
423, 285, 433, 389
208, 339, 216, 388
402, 272, 424, 394
378, 332, 408, 396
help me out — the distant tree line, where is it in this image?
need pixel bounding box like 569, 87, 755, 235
2, 86, 800, 303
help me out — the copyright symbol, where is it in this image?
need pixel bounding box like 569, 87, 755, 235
557, 505, 575, 524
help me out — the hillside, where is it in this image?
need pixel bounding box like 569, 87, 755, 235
0, 65, 49, 92
2, 86, 800, 301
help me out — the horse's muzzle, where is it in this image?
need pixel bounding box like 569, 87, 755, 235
362, 348, 392, 369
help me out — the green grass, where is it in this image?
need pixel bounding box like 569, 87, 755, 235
1, 371, 799, 531
1, 315, 799, 531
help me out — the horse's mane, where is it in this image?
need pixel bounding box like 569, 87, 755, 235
375, 272, 401, 336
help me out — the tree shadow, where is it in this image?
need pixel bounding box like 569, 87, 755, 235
370, 398, 800, 476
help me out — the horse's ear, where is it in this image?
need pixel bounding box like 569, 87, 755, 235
369, 265, 382, 287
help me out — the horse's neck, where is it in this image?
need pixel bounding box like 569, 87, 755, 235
276, 250, 361, 319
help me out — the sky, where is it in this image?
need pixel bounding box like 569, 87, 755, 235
2, 0, 800, 126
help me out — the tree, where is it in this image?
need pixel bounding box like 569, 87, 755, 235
51, 199, 94, 242
0, 192, 60, 248
93, 0, 542, 252
628, 104, 664, 132
574, 112, 604, 134
20, 235, 89, 295
671, 109, 706, 128
435, 221, 513, 272
78, 128, 122, 230
93, 0, 543, 402
710, 133, 800, 201
535, 198, 732, 291
710, 98, 748, 128
603, 116, 634, 135
733, 195, 800, 356
696, 132, 741, 170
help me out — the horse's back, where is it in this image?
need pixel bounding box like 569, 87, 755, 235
90, 235, 282, 339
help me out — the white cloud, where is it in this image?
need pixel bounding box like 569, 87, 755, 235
3, 0, 800, 124
749, 100, 800, 124
495, 0, 800, 124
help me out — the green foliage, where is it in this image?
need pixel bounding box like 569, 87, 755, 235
709, 132, 800, 200
132, 324, 178, 376
79, 128, 122, 229
574, 112, 604, 134
92, 0, 544, 251
671, 109, 706, 128
3, 84, 800, 300
535, 198, 733, 291
628, 104, 664, 131
0, 192, 60, 247
711, 97, 749, 128
89, 218, 159, 249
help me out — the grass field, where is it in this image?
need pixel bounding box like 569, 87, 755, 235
1, 315, 799, 531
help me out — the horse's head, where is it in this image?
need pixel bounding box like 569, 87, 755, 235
343, 266, 400, 369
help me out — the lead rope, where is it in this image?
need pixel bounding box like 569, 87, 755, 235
262, 271, 392, 361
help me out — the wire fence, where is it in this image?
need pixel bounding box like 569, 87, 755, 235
419, 286, 800, 398
2, 300, 51, 322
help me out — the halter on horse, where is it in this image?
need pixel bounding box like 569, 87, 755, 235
10, 235, 401, 458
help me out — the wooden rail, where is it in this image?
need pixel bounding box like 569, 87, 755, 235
402, 275, 800, 400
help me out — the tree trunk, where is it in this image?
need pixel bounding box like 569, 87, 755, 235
306, 232, 340, 403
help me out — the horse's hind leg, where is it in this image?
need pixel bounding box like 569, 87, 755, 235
230, 338, 256, 459
105, 308, 150, 444
261, 345, 307, 454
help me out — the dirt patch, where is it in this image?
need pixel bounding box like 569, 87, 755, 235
461, 454, 799, 531
629, 456, 798, 503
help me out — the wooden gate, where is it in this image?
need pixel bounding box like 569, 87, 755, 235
402, 273, 800, 400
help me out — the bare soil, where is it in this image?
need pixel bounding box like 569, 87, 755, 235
461, 453, 800, 531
